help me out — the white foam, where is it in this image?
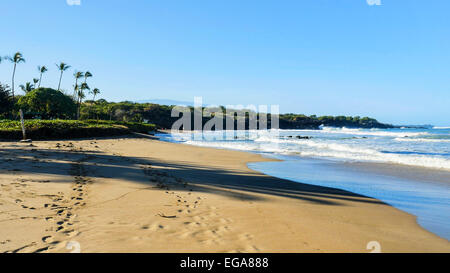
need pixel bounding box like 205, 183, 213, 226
394, 137, 450, 143
319, 127, 428, 138
161, 129, 450, 171
296, 147, 450, 170
184, 140, 286, 154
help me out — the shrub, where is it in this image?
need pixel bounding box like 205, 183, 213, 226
17, 88, 77, 119
0, 83, 14, 119
0, 120, 156, 140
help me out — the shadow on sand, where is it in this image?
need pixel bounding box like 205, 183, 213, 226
0, 137, 384, 207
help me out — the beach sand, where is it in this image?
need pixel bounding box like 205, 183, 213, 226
0, 136, 449, 253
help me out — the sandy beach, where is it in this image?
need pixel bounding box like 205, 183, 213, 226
0, 136, 449, 253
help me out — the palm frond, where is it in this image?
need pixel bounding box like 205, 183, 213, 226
80, 82, 90, 90
19, 82, 34, 92
56, 62, 71, 71
38, 65, 48, 73
84, 71, 93, 78
13, 52, 25, 63
74, 71, 85, 79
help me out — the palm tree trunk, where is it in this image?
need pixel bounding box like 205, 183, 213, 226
77, 101, 81, 120
58, 71, 63, 91
77, 93, 81, 120
38, 72, 43, 88
90, 95, 96, 119
11, 63, 17, 98
74, 79, 78, 99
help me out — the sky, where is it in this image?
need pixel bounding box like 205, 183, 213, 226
0, 0, 449, 126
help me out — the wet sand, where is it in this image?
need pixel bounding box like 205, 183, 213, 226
341, 161, 450, 185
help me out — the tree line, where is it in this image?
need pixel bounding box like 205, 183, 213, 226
78, 100, 394, 130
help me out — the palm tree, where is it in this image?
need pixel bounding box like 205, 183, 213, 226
79, 83, 89, 102
84, 71, 92, 84
90, 88, 100, 101
37, 66, 48, 88
6, 52, 25, 99
88, 88, 100, 119
19, 82, 35, 93
56, 62, 71, 91
73, 71, 84, 98
33, 78, 39, 88
74, 82, 80, 104
77, 82, 89, 119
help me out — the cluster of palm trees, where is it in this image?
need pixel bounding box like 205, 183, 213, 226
1, 52, 101, 114
72, 70, 100, 118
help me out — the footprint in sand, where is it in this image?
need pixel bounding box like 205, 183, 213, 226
63, 229, 77, 237
20, 205, 36, 210
33, 247, 50, 253
42, 236, 53, 243
0, 240, 11, 245
239, 233, 254, 241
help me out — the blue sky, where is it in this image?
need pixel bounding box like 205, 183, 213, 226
0, 0, 449, 125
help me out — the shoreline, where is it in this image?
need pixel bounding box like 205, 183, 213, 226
159, 134, 450, 240
0, 136, 449, 252
247, 155, 450, 241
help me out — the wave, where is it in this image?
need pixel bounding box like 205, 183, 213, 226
296, 150, 450, 170
183, 138, 450, 171
395, 137, 450, 143
160, 129, 450, 171
319, 127, 428, 138
291, 142, 450, 170
184, 140, 287, 154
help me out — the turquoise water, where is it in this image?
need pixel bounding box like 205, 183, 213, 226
158, 127, 450, 240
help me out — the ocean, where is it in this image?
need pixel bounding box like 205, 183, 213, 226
157, 127, 450, 240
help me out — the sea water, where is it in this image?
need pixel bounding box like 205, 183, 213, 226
157, 127, 450, 240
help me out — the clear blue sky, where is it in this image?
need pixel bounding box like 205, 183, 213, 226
1, 0, 449, 125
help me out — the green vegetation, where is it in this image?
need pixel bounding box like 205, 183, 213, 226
0, 83, 14, 119
79, 101, 394, 129
278, 114, 393, 129
19, 82, 35, 93
80, 100, 174, 124
18, 88, 77, 119
0, 120, 156, 140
